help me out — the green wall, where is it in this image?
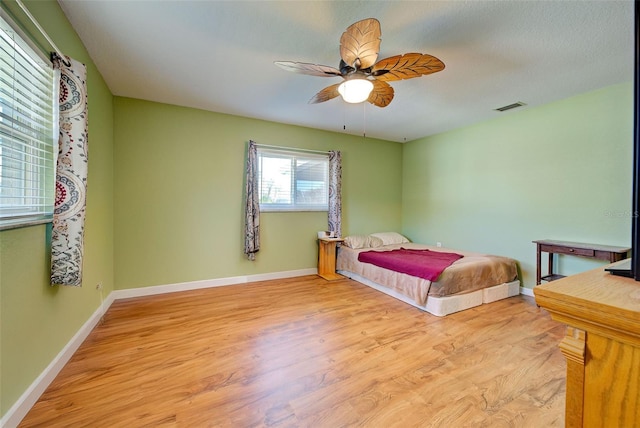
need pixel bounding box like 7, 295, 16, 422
402, 82, 633, 288
0, 0, 114, 418
113, 98, 403, 289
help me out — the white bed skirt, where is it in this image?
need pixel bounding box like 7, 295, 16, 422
338, 270, 520, 317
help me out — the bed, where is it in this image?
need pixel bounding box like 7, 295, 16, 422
336, 233, 520, 316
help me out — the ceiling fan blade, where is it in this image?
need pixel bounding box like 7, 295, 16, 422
309, 83, 341, 104
274, 61, 342, 77
340, 18, 381, 70
367, 80, 394, 108
371, 53, 445, 82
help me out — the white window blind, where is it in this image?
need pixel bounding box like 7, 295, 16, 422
258, 147, 329, 211
0, 13, 56, 229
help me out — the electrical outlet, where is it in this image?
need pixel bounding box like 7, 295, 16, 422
96, 282, 103, 290
436, 242, 442, 247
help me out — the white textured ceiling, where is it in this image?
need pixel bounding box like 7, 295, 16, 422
58, 0, 634, 143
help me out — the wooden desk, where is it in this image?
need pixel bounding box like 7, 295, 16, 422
533, 240, 630, 285
317, 237, 344, 281
534, 263, 640, 427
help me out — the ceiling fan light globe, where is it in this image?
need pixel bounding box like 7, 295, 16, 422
337, 79, 374, 103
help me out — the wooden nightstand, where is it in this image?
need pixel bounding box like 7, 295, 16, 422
318, 237, 344, 280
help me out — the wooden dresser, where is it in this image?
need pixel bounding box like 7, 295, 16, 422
534, 263, 640, 427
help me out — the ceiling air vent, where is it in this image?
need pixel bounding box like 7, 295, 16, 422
494, 102, 527, 112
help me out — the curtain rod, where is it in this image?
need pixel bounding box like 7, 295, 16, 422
253, 143, 329, 155
15, 0, 70, 66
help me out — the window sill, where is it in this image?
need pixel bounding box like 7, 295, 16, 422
0, 217, 53, 231
260, 208, 328, 213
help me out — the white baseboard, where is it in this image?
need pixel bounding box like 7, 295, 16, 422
519, 286, 535, 297
111, 268, 317, 300
1, 268, 317, 428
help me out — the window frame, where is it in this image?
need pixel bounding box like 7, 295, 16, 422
257, 147, 329, 212
0, 9, 57, 230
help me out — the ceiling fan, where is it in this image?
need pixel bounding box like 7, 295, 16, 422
274, 18, 445, 108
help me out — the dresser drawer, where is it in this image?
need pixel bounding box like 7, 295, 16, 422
540, 244, 594, 257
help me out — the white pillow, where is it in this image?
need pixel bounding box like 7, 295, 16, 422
368, 235, 384, 248
343, 235, 384, 249
370, 232, 410, 246
343, 235, 370, 249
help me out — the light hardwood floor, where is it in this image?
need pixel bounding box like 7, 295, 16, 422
19, 276, 566, 427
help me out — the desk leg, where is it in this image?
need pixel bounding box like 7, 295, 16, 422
547, 253, 554, 282
536, 244, 541, 285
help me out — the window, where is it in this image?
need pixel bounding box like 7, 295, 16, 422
258, 147, 329, 211
0, 13, 56, 229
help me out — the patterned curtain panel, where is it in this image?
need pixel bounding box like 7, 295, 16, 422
50, 54, 88, 286
244, 140, 260, 260
328, 150, 342, 237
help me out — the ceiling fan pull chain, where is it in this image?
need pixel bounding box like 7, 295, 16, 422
343, 102, 346, 131
363, 102, 367, 138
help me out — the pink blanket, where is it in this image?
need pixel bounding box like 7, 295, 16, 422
357, 248, 463, 281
